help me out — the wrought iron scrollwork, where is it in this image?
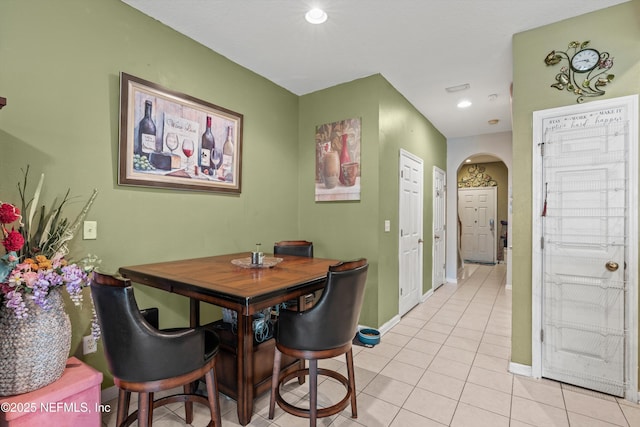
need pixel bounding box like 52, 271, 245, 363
544, 41, 614, 103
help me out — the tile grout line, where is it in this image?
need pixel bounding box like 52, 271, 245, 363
388, 264, 505, 426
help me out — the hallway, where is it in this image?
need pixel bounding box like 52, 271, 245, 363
102, 263, 640, 426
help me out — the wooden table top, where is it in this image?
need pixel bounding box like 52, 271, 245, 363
119, 252, 338, 313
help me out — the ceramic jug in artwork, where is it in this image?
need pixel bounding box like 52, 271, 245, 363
322, 151, 340, 189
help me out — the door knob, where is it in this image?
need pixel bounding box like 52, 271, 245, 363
605, 261, 619, 272
418, 238, 424, 244
434, 235, 440, 239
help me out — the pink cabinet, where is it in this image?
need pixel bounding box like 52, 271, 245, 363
0, 357, 103, 427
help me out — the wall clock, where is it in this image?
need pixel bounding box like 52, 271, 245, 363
544, 41, 614, 103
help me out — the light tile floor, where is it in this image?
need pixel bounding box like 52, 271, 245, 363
102, 263, 640, 426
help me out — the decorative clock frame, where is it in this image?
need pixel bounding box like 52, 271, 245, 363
544, 41, 614, 103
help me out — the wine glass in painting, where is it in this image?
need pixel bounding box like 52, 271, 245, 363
165, 133, 179, 154
182, 139, 194, 170
212, 148, 223, 173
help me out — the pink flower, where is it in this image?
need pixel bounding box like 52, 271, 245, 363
15, 262, 33, 272
21, 271, 39, 289
2, 229, 25, 252
0, 203, 21, 225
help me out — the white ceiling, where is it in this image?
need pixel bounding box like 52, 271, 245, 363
121, 0, 628, 139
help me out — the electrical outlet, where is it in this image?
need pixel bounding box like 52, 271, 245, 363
83, 335, 97, 354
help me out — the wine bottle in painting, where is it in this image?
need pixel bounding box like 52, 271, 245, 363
339, 133, 351, 185
200, 116, 215, 175
222, 126, 234, 178
137, 100, 158, 155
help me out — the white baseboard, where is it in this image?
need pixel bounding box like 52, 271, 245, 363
421, 288, 434, 303
505, 284, 512, 290
361, 314, 401, 337
446, 276, 458, 284
508, 362, 533, 377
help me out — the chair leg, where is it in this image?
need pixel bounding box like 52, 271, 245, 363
269, 346, 283, 419
148, 392, 155, 426
205, 366, 222, 427
138, 392, 151, 427
184, 382, 194, 423
309, 359, 318, 427
297, 358, 306, 384
346, 349, 357, 418
116, 388, 130, 427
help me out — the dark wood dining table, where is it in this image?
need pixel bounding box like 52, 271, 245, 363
119, 252, 338, 426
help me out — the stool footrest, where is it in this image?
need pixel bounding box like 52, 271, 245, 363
274, 368, 354, 419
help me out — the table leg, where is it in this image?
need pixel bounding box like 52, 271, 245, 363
190, 298, 200, 327
236, 313, 254, 426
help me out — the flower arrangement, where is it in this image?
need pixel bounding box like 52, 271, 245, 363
0, 167, 100, 337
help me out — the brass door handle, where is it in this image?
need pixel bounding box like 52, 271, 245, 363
606, 261, 619, 272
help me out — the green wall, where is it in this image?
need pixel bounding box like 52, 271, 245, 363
0, 0, 301, 388
0, 0, 446, 388
511, 0, 640, 370
379, 78, 447, 323
298, 75, 446, 327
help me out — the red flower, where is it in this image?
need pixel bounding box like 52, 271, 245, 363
2, 229, 25, 252
0, 203, 21, 225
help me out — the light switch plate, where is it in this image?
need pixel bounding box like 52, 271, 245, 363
384, 220, 391, 232
83, 221, 97, 240
83, 335, 97, 354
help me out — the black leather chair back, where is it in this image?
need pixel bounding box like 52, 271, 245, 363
276, 259, 368, 351
91, 272, 208, 382
273, 240, 313, 258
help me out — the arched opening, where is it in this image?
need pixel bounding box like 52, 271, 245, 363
445, 132, 512, 287
456, 155, 508, 270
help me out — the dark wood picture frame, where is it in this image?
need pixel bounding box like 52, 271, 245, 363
119, 72, 243, 193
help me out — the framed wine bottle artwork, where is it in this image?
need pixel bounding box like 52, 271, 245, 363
118, 72, 243, 193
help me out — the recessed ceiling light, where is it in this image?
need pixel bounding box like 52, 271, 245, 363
465, 159, 472, 163
488, 119, 499, 125
457, 100, 472, 109
488, 94, 498, 101
305, 8, 328, 24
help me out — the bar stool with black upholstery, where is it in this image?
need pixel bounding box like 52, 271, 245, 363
274, 240, 315, 309
268, 258, 369, 427
273, 240, 314, 258
90, 272, 222, 427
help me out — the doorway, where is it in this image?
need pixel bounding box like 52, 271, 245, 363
399, 149, 423, 316
432, 166, 446, 290
458, 187, 497, 264
532, 95, 638, 399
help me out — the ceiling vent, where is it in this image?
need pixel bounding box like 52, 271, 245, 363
445, 83, 470, 93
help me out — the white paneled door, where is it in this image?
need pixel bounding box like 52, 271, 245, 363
433, 167, 446, 290
458, 187, 497, 264
399, 150, 423, 316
